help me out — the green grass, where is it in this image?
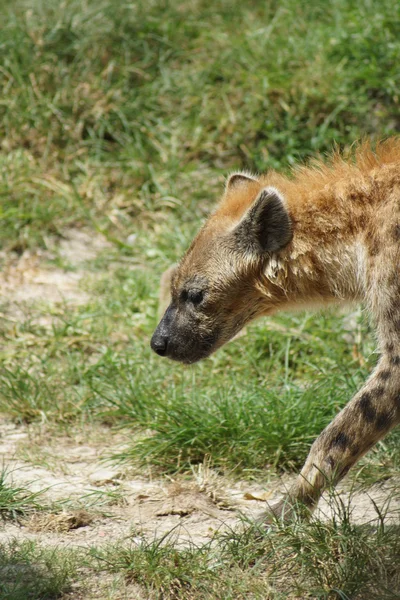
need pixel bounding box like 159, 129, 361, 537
0, 0, 400, 597
0, 469, 46, 520
91, 489, 400, 599
0, 287, 377, 474
1, 490, 399, 600
0, 540, 77, 600
0, 0, 399, 252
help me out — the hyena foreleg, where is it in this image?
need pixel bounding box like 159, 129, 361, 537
266, 356, 400, 521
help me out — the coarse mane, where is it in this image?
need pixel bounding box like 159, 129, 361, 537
287, 137, 400, 187
218, 138, 400, 219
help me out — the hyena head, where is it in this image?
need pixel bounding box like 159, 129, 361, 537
150, 173, 293, 364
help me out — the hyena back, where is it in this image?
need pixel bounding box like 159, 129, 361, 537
151, 138, 400, 519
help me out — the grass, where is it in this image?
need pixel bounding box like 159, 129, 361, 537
91, 489, 400, 599
0, 540, 77, 600
0, 0, 400, 597
0, 291, 378, 474
0, 0, 399, 253
0, 468, 46, 520
0, 491, 399, 600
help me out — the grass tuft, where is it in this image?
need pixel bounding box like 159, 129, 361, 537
0, 540, 78, 600
93, 488, 400, 599
0, 468, 46, 520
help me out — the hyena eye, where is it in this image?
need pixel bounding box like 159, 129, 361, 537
188, 290, 204, 305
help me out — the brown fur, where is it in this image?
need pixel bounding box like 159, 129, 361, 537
151, 138, 400, 521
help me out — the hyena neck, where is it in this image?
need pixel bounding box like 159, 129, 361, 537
257, 244, 361, 314
257, 187, 370, 312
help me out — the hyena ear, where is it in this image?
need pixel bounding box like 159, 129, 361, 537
233, 187, 292, 254
226, 172, 258, 191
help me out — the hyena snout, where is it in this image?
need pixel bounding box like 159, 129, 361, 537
151, 304, 220, 364
150, 329, 168, 357
150, 325, 199, 363
150, 305, 173, 358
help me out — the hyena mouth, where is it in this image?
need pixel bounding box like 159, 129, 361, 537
151, 326, 221, 365
170, 332, 220, 364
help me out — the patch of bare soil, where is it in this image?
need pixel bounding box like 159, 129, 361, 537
0, 229, 111, 324
0, 417, 399, 556
0, 418, 244, 548
65, 572, 152, 600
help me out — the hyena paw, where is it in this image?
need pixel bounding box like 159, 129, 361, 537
256, 496, 313, 527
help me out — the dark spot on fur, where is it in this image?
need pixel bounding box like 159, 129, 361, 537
390, 355, 400, 367
371, 385, 385, 398
368, 240, 380, 257
359, 214, 367, 228
351, 444, 360, 457
358, 392, 376, 422
330, 431, 349, 450
378, 370, 391, 381
339, 465, 350, 479
393, 224, 400, 241
386, 342, 395, 354
376, 411, 392, 431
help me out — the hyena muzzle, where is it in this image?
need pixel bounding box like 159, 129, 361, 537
151, 139, 400, 521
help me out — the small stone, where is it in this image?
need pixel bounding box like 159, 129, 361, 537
88, 468, 120, 485
126, 234, 137, 246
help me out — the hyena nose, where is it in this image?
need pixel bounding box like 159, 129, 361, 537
150, 332, 168, 357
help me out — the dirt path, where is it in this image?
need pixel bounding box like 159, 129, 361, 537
0, 416, 399, 554
0, 416, 272, 548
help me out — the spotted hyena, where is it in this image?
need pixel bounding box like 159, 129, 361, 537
151, 139, 400, 520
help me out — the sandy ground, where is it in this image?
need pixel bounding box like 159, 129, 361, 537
0, 416, 399, 555
0, 230, 399, 557
0, 417, 254, 548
